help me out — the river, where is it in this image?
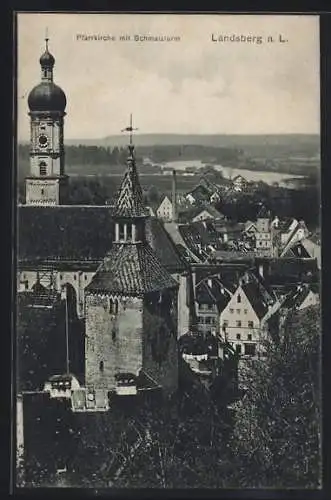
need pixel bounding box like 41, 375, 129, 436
157, 159, 304, 186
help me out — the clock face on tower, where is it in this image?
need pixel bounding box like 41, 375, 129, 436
38, 134, 48, 148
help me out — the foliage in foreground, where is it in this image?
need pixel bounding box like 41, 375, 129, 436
227, 305, 321, 488
19, 306, 321, 489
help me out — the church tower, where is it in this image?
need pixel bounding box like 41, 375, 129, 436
84, 119, 179, 396
26, 37, 68, 205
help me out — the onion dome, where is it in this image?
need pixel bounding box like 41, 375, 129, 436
39, 49, 55, 68
28, 82, 67, 112
28, 38, 66, 113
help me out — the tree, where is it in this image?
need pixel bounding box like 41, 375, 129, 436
227, 305, 321, 488
147, 185, 160, 204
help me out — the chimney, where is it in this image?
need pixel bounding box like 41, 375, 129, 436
172, 169, 177, 222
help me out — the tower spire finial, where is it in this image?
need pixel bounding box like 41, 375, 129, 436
45, 27, 49, 51
121, 113, 138, 147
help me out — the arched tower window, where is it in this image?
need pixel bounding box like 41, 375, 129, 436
39, 161, 47, 176
127, 224, 133, 241
118, 224, 125, 241
99, 361, 104, 372
109, 298, 119, 314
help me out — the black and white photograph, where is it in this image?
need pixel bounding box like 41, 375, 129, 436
15, 12, 321, 489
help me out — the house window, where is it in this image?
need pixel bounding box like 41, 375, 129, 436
112, 329, 116, 341
43, 70, 47, 78
236, 320, 242, 327
244, 343, 256, 356
236, 333, 241, 340
223, 320, 228, 328
74, 274, 77, 280
244, 309, 248, 314
41, 189, 44, 195
208, 304, 213, 310
248, 321, 254, 328
198, 316, 204, 323
25, 281, 29, 290
99, 361, 104, 372
230, 308, 234, 314
205, 317, 211, 324
59, 274, 63, 280
247, 334, 252, 341
39, 162, 47, 176
236, 344, 242, 354
236, 309, 241, 314
237, 294, 241, 303
84, 275, 87, 280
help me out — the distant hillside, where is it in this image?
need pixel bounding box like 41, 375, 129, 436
60, 133, 319, 150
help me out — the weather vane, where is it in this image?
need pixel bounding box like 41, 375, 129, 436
121, 114, 138, 146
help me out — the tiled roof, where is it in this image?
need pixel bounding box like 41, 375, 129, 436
282, 243, 311, 259
241, 281, 269, 319
190, 205, 224, 220
214, 250, 256, 262
18, 206, 186, 272
145, 218, 187, 272
268, 258, 319, 283
19, 287, 61, 307
277, 217, 296, 232
18, 205, 115, 262
195, 277, 231, 311
86, 242, 178, 296
186, 184, 211, 201
281, 284, 315, 309
112, 146, 147, 218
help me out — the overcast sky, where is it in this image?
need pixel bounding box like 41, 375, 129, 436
17, 13, 320, 140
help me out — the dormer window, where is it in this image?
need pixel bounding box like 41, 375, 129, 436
237, 294, 241, 303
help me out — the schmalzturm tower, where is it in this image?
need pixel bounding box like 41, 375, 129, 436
26, 36, 68, 205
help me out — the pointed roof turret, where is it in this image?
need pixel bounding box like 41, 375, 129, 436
113, 115, 146, 218
86, 115, 178, 296
113, 144, 146, 218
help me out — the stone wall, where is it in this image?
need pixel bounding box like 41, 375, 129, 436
85, 294, 143, 390
142, 289, 179, 396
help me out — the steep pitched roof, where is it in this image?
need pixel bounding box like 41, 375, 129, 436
232, 174, 247, 182
18, 205, 115, 262
186, 184, 211, 201
86, 143, 179, 295
18, 206, 186, 272
195, 277, 231, 311
241, 281, 269, 319
86, 243, 178, 295
191, 205, 224, 220
281, 284, 317, 309
145, 218, 187, 272
112, 145, 147, 218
